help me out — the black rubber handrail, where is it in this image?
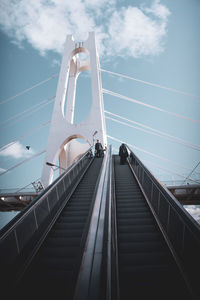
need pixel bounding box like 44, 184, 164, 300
109, 155, 120, 300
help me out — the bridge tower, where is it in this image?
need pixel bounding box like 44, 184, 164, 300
41, 32, 107, 187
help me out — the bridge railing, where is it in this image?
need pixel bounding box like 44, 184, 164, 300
127, 145, 200, 298
0, 147, 93, 283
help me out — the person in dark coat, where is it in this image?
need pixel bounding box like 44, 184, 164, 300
95, 139, 103, 157
119, 143, 128, 165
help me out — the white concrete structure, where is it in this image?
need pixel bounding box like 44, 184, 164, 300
41, 32, 107, 187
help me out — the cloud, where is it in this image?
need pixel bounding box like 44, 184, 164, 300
143, 0, 170, 21
107, 2, 170, 58
184, 205, 200, 223
0, 0, 170, 58
0, 141, 35, 159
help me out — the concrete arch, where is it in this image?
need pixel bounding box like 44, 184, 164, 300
60, 134, 91, 149
58, 134, 90, 175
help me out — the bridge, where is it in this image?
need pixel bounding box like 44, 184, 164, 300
0, 33, 200, 299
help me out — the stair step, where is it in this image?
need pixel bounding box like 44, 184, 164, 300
118, 224, 157, 234
119, 251, 171, 266
118, 240, 166, 253
118, 232, 161, 243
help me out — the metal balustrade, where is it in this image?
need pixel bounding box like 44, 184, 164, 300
127, 145, 200, 298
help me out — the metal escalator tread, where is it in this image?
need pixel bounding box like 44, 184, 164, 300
114, 155, 191, 300
17, 157, 103, 300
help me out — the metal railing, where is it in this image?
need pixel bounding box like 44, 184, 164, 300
127, 145, 200, 298
0, 148, 93, 284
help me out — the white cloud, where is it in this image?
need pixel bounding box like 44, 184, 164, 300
107, 1, 170, 58
184, 205, 200, 223
143, 0, 170, 21
0, 141, 35, 159
0, 0, 170, 58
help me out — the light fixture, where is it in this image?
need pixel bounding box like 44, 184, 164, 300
46, 162, 67, 171
46, 162, 54, 167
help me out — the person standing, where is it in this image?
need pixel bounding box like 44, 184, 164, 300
119, 143, 128, 165
95, 139, 103, 157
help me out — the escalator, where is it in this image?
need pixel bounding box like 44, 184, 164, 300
113, 155, 192, 299
9, 157, 103, 299
2, 147, 200, 299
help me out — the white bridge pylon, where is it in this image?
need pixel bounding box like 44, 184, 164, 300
41, 32, 107, 187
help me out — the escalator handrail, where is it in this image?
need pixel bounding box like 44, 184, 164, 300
108, 155, 120, 300
74, 146, 112, 300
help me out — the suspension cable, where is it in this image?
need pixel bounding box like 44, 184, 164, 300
107, 135, 200, 177
0, 150, 46, 177
0, 121, 50, 152
0, 96, 55, 130
112, 146, 200, 180
143, 160, 200, 185
105, 112, 200, 151
0, 73, 58, 105
100, 69, 200, 100
105, 110, 200, 151
0, 95, 54, 128
183, 161, 200, 184
103, 89, 200, 125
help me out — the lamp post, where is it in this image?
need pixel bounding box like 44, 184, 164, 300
92, 130, 98, 146
46, 162, 67, 171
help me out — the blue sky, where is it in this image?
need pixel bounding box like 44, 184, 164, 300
0, 0, 199, 219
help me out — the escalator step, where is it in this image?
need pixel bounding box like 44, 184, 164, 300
118, 240, 166, 253
118, 224, 157, 234
119, 251, 172, 267
34, 256, 76, 269
46, 236, 81, 246
52, 222, 85, 230
118, 232, 161, 243
49, 229, 83, 238
117, 212, 152, 219
117, 218, 154, 226
40, 246, 79, 257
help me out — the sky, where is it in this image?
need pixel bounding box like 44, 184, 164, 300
0, 0, 200, 220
